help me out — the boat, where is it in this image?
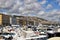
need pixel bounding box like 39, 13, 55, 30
0, 25, 47, 40
18, 25, 47, 40
11, 25, 47, 40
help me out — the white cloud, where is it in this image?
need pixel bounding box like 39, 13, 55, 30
49, 10, 57, 14
0, 0, 60, 22
24, 0, 37, 4
56, 0, 60, 6
40, 9, 60, 21
0, 0, 15, 8
0, 0, 45, 15
40, 0, 47, 4
59, 2, 60, 5
38, 11, 45, 15
46, 4, 53, 9
8, 0, 45, 15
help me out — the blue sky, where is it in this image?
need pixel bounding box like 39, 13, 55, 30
38, 0, 60, 12
0, 0, 60, 21
0, 0, 60, 12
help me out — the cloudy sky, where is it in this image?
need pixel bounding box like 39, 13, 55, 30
0, 0, 60, 22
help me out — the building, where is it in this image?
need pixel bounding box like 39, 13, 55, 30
0, 13, 10, 26
11, 16, 40, 26
0, 13, 58, 26
0, 14, 40, 26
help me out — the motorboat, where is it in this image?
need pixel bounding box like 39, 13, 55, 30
25, 31, 47, 40
19, 26, 47, 40
47, 28, 56, 34
0, 25, 47, 40
0, 32, 16, 40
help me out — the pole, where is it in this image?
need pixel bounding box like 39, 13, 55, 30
10, 16, 12, 25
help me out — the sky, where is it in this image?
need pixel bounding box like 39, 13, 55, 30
0, 0, 60, 22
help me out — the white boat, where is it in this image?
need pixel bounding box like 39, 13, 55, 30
25, 31, 47, 40
0, 25, 47, 40
47, 28, 55, 34
19, 28, 47, 40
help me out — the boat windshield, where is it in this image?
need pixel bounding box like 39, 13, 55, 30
0, 33, 15, 35
47, 29, 52, 30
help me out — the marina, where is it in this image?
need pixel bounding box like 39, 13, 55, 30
0, 0, 60, 40
0, 14, 60, 40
